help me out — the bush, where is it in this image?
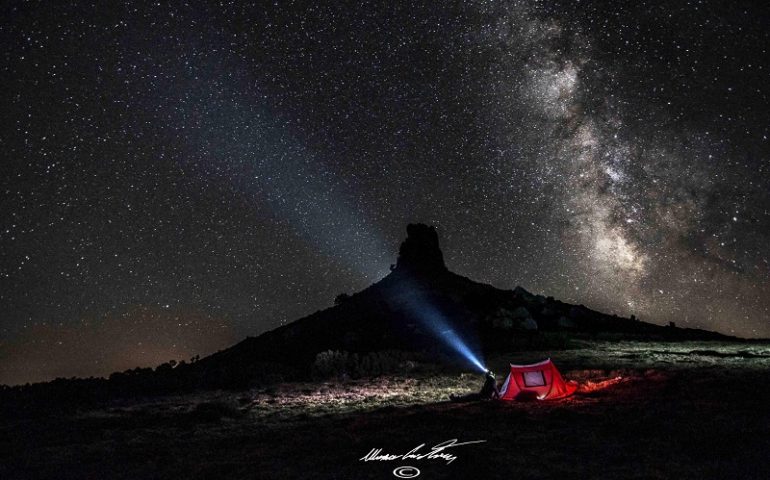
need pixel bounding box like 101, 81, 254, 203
312, 350, 351, 379
311, 350, 422, 379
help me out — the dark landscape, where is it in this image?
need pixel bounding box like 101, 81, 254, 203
2, 2, 770, 479
2, 225, 769, 479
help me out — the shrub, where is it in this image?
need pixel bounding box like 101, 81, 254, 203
312, 350, 351, 379
311, 350, 423, 379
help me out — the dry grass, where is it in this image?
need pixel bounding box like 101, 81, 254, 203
2, 340, 769, 479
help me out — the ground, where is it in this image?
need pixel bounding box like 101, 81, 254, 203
2, 340, 770, 479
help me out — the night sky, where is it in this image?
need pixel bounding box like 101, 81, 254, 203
2, 1, 769, 385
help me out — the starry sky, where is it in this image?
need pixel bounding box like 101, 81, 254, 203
1, 1, 769, 385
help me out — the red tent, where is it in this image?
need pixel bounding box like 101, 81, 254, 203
499, 359, 577, 401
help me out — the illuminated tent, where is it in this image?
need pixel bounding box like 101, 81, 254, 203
499, 359, 577, 401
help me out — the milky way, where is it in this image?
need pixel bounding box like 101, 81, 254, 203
1, 1, 769, 384
474, 2, 769, 336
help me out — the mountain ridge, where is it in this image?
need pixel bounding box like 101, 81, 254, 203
194, 223, 731, 375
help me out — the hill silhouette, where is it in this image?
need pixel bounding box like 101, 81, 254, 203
1, 224, 732, 410
185, 223, 730, 388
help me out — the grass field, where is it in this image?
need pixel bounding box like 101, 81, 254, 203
2, 340, 769, 479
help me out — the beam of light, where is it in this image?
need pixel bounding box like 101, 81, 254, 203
199, 107, 391, 281
440, 327, 487, 372
166, 63, 393, 283
165, 60, 488, 360
398, 280, 486, 373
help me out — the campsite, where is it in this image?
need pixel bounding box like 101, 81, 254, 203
2, 340, 770, 479
2, 224, 770, 479
3, 0, 770, 477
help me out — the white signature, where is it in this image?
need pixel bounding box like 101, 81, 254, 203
359, 438, 486, 465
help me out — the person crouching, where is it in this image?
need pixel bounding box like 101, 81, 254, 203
450, 370, 500, 402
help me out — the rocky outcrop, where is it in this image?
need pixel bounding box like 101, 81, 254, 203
394, 223, 447, 275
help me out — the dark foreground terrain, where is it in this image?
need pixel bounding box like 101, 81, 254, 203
2, 341, 770, 480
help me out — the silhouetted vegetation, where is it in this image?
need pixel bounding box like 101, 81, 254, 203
311, 350, 424, 379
